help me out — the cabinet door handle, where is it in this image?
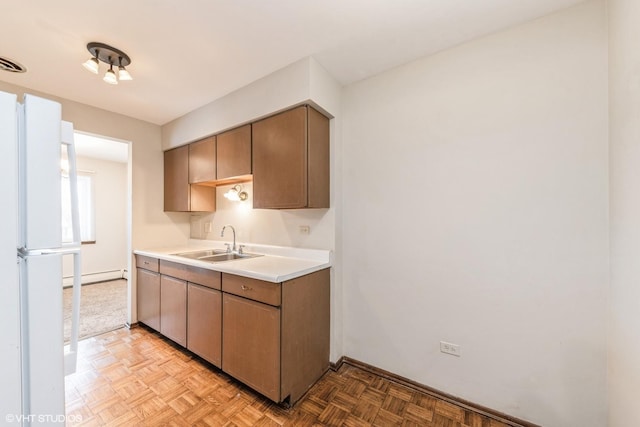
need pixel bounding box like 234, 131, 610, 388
241, 285, 252, 291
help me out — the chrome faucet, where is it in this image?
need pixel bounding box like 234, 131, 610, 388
221, 225, 237, 253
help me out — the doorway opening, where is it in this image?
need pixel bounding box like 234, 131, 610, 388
62, 131, 132, 342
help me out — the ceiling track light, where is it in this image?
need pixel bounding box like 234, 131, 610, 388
118, 56, 132, 81
82, 42, 133, 84
103, 60, 118, 85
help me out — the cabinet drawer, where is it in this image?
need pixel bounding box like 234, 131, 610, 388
136, 255, 159, 272
160, 260, 221, 290
222, 273, 281, 306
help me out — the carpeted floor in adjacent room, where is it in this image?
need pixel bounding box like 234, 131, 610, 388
63, 279, 127, 343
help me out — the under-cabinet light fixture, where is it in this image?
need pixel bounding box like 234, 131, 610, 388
223, 184, 248, 202
82, 42, 133, 85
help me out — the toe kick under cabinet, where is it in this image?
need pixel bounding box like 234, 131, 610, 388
135, 255, 330, 405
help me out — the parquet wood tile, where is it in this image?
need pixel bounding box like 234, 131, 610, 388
65, 326, 525, 426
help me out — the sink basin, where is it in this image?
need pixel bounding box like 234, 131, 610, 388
171, 249, 262, 263
172, 249, 227, 259
198, 253, 257, 262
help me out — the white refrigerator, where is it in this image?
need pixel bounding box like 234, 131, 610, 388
0, 91, 82, 425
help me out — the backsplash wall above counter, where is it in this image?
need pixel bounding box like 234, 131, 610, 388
189, 182, 334, 250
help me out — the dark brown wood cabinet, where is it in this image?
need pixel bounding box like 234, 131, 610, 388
216, 124, 252, 180
160, 275, 187, 347
189, 136, 216, 183
221, 268, 330, 404
159, 259, 222, 365
187, 283, 222, 367
252, 105, 329, 209
135, 253, 329, 405
164, 144, 216, 212
164, 146, 189, 212
223, 293, 281, 401
136, 255, 160, 332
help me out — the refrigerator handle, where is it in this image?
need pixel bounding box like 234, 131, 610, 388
18, 245, 80, 257
63, 123, 82, 376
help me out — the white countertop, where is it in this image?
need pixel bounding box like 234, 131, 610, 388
134, 240, 332, 283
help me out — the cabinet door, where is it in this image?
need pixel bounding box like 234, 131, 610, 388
137, 268, 160, 331
189, 136, 216, 183
222, 293, 281, 401
164, 146, 189, 212
252, 106, 307, 209
307, 107, 330, 208
216, 125, 251, 180
187, 283, 222, 367
160, 275, 187, 347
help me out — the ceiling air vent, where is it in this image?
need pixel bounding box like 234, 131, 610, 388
0, 57, 26, 73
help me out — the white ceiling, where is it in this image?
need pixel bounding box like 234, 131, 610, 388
1, 0, 586, 126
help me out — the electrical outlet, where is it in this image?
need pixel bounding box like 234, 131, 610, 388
299, 225, 310, 235
204, 222, 212, 233
440, 341, 461, 357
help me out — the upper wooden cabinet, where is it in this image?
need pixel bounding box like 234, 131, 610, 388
164, 145, 189, 212
217, 125, 252, 180
189, 136, 216, 183
164, 145, 216, 212
252, 105, 329, 209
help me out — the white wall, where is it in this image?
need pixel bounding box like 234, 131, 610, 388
62, 156, 127, 283
341, 1, 608, 426
190, 182, 334, 249
162, 57, 337, 149
608, 0, 640, 425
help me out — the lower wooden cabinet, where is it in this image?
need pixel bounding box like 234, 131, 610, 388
221, 269, 330, 404
136, 267, 160, 331
187, 283, 222, 367
135, 254, 329, 405
222, 293, 281, 401
160, 275, 187, 347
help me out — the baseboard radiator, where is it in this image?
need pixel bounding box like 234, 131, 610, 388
63, 269, 128, 287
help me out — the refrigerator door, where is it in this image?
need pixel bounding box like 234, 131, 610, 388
0, 91, 22, 419
19, 254, 65, 419
20, 94, 62, 250
16, 94, 78, 422
62, 121, 83, 376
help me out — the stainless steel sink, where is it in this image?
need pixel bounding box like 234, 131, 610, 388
172, 249, 227, 259
171, 249, 261, 263
198, 253, 257, 262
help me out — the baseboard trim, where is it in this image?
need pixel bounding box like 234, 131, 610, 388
329, 355, 345, 371
340, 356, 540, 427
63, 269, 127, 287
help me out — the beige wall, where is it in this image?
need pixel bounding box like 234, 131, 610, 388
341, 1, 608, 425
62, 156, 128, 283
608, 0, 640, 425
0, 80, 189, 323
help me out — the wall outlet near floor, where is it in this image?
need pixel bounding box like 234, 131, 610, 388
299, 225, 310, 234
440, 341, 461, 357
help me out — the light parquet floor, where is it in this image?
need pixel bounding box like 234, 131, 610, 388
65, 326, 516, 427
